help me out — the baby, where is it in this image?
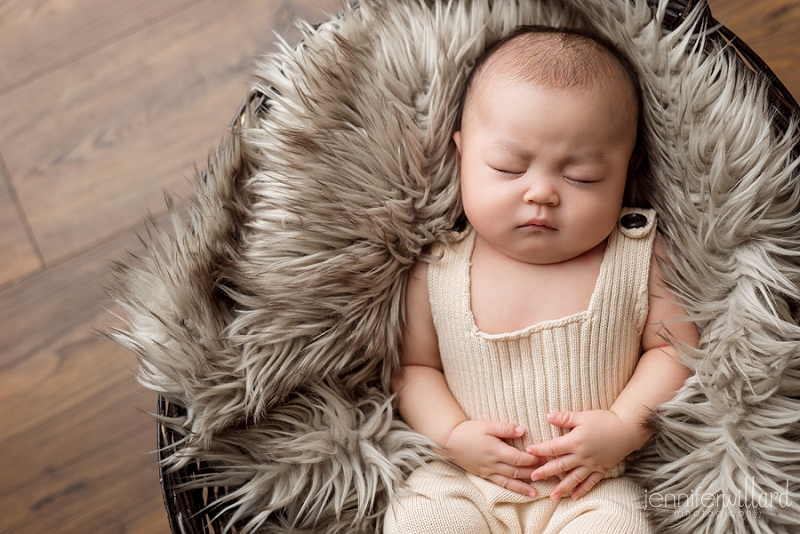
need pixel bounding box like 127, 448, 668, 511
385, 26, 698, 533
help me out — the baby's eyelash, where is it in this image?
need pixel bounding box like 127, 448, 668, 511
492, 167, 523, 177
563, 176, 597, 185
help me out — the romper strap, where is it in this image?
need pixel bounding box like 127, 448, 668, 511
605, 207, 657, 338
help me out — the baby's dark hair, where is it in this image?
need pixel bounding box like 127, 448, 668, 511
456, 25, 648, 204
457, 25, 642, 132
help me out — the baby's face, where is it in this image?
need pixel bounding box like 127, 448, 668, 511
454, 78, 635, 265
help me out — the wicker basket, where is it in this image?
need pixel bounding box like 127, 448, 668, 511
155, 1, 800, 532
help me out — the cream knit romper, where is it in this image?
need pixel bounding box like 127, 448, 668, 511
385, 208, 657, 534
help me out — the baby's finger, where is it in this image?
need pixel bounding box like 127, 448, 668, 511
484, 421, 526, 440
546, 411, 580, 430
526, 434, 572, 458
549, 466, 592, 500
530, 455, 580, 481
497, 463, 536, 481
487, 474, 538, 498
570, 471, 604, 500
499, 446, 541, 468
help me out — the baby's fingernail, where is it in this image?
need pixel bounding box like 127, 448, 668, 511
529, 489, 538, 498
515, 426, 524, 435
551, 492, 560, 500
547, 413, 556, 420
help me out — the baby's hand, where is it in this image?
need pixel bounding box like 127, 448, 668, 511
526, 411, 638, 500
444, 420, 543, 498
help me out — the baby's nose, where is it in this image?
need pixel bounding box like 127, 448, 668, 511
522, 177, 559, 206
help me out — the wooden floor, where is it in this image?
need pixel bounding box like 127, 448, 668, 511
0, 0, 796, 532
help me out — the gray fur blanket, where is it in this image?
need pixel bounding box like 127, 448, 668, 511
109, 0, 800, 532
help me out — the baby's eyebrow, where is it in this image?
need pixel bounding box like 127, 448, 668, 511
564, 150, 607, 164
490, 139, 607, 164
491, 138, 532, 158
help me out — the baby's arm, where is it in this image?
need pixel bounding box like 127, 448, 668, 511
393, 261, 542, 497
527, 239, 698, 500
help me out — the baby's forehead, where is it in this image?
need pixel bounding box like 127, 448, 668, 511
477, 34, 630, 98
462, 30, 640, 131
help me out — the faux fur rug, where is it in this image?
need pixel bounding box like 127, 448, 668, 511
109, 0, 800, 532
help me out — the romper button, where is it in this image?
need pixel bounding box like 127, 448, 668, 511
621, 213, 647, 229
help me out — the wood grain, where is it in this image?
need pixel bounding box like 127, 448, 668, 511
0, 0, 339, 267
0, 2, 342, 532
0, 207, 174, 534
0, 160, 41, 287
0, 0, 202, 95
0, 214, 141, 375
0, 215, 169, 533
708, 0, 800, 100
0, 352, 165, 534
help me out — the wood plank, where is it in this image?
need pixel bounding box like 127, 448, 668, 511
0, 0, 340, 266
707, 0, 800, 101
0, 329, 146, 463
0, 0, 202, 95
0, 381, 167, 534
0, 216, 143, 376
0, 2, 360, 528
0, 206, 182, 426
0, 216, 170, 533
0, 162, 41, 287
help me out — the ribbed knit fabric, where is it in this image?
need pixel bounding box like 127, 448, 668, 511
385, 208, 657, 534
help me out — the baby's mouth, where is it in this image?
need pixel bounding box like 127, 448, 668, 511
520, 218, 555, 230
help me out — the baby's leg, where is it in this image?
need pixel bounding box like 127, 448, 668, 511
544, 477, 654, 534
383, 461, 491, 534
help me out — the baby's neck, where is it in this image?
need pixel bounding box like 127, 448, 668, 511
469, 234, 607, 334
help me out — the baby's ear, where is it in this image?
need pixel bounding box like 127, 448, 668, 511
453, 131, 462, 154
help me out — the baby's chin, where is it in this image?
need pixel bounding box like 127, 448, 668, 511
504, 238, 609, 266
